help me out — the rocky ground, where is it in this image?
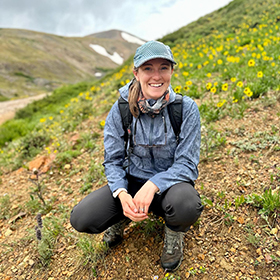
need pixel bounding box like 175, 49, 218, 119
0, 97, 280, 280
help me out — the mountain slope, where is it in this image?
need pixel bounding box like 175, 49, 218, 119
0, 28, 143, 99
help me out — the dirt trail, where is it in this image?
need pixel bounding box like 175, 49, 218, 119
0, 93, 47, 125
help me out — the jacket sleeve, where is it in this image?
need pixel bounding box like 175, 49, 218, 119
102, 101, 128, 194
149, 97, 201, 193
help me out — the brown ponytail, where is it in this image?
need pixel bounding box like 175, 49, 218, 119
128, 75, 141, 118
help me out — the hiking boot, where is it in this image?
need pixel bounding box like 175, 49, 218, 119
102, 218, 130, 247
161, 225, 184, 271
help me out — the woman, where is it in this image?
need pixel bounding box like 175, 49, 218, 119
70, 40, 203, 271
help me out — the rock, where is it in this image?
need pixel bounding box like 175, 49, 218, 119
4, 229, 13, 237
64, 164, 71, 170
265, 254, 273, 264
220, 258, 233, 272
28, 154, 55, 173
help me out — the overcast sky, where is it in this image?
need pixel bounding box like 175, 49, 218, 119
0, 0, 232, 41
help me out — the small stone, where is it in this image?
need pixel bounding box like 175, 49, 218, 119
256, 248, 262, 255
198, 254, 205, 260
64, 164, 71, 170
5, 229, 13, 237
265, 254, 273, 264
220, 258, 233, 272
249, 270, 256, 275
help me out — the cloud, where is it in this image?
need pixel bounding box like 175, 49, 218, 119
0, 0, 232, 40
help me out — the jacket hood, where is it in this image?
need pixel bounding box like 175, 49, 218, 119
118, 79, 177, 103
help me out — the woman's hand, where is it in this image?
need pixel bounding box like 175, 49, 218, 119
133, 180, 159, 215
118, 191, 147, 222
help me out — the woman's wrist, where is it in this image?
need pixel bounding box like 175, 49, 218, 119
118, 190, 128, 199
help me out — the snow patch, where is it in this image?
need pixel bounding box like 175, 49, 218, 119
121, 32, 146, 45
89, 44, 124, 65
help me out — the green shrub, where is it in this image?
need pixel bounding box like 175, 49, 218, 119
0, 119, 35, 147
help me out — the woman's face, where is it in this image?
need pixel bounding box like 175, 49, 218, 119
133, 58, 173, 100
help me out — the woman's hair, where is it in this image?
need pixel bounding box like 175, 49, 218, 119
128, 68, 141, 118
128, 63, 174, 118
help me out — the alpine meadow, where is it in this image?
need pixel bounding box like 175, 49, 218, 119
0, 0, 280, 279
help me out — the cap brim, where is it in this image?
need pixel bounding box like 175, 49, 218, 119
135, 55, 177, 68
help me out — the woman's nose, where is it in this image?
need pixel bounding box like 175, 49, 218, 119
152, 69, 161, 79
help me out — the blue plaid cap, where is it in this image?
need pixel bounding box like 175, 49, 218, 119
134, 41, 177, 68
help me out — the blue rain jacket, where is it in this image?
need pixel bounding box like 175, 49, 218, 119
103, 81, 201, 194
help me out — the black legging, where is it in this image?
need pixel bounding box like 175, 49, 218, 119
70, 176, 203, 233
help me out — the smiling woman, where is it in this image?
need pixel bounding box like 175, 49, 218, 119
70, 40, 203, 272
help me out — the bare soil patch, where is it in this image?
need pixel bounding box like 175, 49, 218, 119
0, 94, 47, 125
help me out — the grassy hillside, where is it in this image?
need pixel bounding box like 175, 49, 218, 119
160, 0, 280, 46
0, 0, 280, 279
0, 28, 140, 99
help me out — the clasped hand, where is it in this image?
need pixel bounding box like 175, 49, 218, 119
118, 180, 159, 222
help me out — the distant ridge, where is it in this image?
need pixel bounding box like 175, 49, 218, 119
0, 28, 144, 99
88, 29, 146, 45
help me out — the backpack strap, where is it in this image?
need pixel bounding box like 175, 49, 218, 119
167, 94, 183, 143
118, 96, 133, 173
118, 96, 133, 151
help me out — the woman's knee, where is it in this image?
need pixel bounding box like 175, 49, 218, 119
70, 204, 100, 233
163, 182, 203, 230
70, 185, 123, 234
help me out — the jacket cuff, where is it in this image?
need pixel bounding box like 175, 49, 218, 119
112, 188, 128, 198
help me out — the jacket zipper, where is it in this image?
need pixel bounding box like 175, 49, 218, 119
149, 118, 155, 169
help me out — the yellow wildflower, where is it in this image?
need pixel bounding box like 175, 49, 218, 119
222, 84, 228, 91
186, 81, 192, 86
244, 87, 253, 97
217, 59, 223, 65
100, 120, 105, 127
174, 86, 181, 93
257, 71, 263, 78
248, 59, 255, 67
206, 73, 211, 78
206, 83, 212, 90
231, 77, 237, 82
210, 87, 217, 94
40, 118, 46, 123
237, 81, 243, 87
217, 99, 226, 107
